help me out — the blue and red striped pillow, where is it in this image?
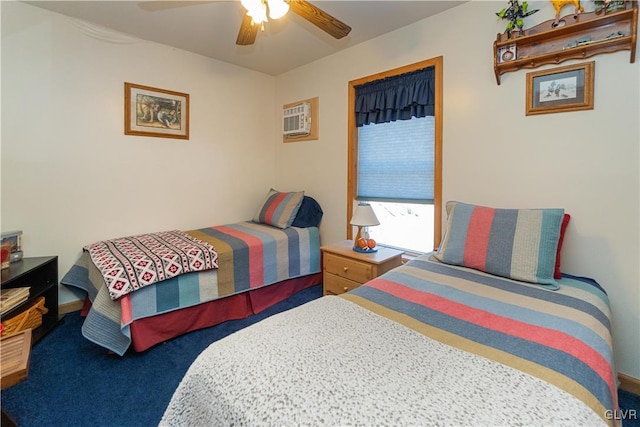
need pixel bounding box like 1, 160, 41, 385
434, 201, 565, 288
253, 189, 304, 229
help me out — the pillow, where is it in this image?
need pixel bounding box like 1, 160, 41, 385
434, 201, 564, 288
292, 196, 323, 228
253, 189, 304, 229
554, 213, 571, 279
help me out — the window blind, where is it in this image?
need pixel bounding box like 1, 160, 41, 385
357, 116, 434, 203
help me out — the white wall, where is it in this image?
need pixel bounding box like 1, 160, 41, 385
275, 1, 640, 379
1, 2, 277, 302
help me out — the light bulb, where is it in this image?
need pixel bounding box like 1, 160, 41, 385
241, 0, 261, 12
267, 0, 289, 19
248, 3, 267, 23
242, 0, 267, 24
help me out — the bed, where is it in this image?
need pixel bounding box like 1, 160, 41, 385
61, 190, 323, 356
160, 202, 619, 426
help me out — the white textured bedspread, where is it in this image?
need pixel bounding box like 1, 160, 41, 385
160, 296, 605, 426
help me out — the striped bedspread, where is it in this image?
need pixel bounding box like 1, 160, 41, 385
342, 255, 618, 426
162, 253, 616, 426
61, 222, 320, 355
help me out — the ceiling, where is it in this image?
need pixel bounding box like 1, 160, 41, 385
24, 0, 466, 75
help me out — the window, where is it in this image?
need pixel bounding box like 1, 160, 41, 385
366, 201, 435, 254
347, 58, 442, 254
358, 116, 435, 254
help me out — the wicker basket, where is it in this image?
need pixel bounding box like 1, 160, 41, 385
1, 296, 48, 337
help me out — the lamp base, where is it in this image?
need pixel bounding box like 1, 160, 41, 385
352, 246, 378, 253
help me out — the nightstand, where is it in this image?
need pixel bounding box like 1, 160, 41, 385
321, 240, 403, 296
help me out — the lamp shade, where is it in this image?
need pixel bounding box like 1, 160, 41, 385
241, 0, 267, 23
267, 0, 289, 19
350, 203, 380, 227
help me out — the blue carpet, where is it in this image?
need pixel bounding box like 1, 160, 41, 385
2, 283, 639, 426
1, 285, 323, 427
619, 389, 640, 427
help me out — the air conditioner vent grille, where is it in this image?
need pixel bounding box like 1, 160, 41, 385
283, 102, 311, 136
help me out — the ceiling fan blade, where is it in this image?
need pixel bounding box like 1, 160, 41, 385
236, 13, 259, 45
287, 0, 351, 39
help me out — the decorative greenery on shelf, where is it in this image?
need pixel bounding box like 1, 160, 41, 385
496, 0, 539, 38
594, 0, 627, 13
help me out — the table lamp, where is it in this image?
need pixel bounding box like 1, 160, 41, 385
350, 202, 380, 252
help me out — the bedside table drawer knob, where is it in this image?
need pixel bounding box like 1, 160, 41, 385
343, 267, 348, 272
343, 286, 349, 292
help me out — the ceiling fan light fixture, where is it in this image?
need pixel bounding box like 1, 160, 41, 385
252, 4, 268, 24
236, 0, 352, 46
240, 0, 260, 12
241, 0, 267, 24
267, 0, 289, 19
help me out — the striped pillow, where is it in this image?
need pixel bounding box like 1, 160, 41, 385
434, 201, 564, 289
253, 189, 304, 229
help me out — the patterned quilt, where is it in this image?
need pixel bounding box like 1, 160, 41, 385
61, 222, 320, 355
84, 230, 219, 300
161, 254, 617, 426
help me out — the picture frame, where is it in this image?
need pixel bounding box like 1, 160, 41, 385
497, 44, 516, 63
124, 82, 189, 139
525, 62, 594, 116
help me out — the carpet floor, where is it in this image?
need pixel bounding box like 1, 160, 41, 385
1, 283, 639, 427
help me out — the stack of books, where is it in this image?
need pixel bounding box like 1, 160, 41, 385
1, 287, 30, 315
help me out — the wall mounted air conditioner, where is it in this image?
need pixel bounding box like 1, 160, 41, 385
282, 102, 311, 136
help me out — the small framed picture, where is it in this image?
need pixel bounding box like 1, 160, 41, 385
498, 44, 516, 63
526, 62, 595, 116
124, 83, 189, 139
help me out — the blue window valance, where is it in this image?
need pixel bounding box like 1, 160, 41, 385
354, 67, 435, 127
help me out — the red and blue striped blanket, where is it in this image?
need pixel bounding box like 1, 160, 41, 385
341, 255, 618, 426
61, 222, 320, 355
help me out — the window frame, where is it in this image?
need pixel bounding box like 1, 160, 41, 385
347, 57, 443, 251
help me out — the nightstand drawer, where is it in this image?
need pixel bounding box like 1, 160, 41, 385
324, 274, 361, 295
324, 253, 373, 283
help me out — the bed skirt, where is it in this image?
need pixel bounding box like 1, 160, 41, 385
126, 272, 322, 352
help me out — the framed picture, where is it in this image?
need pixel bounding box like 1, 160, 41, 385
497, 44, 516, 63
124, 83, 189, 139
525, 61, 595, 116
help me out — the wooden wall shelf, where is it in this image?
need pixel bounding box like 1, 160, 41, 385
493, 2, 638, 84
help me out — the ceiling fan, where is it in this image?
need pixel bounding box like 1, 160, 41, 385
236, 0, 351, 45
138, 0, 351, 46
